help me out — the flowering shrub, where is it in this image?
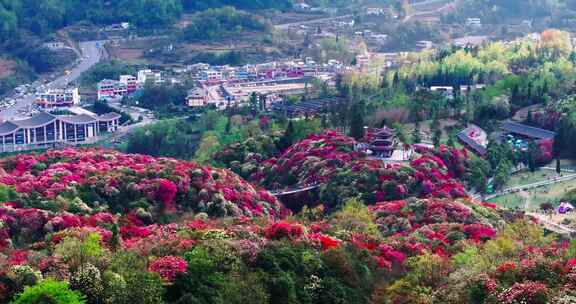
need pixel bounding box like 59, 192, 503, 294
148, 256, 187, 282
0, 148, 287, 220
154, 179, 177, 212
264, 221, 305, 240
3, 131, 576, 303
497, 281, 548, 304
12, 279, 86, 304
213, 132, 283, 179
307, 233, 341, 251
320, 146, 469, 209
249, 130, 358, 189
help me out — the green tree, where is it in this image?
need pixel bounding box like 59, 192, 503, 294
412, 122, 421, 144
349, 101, 365, 140
528, 140, 539, 172
493, 160, 512, 190
278, 120, 295, 151
468, 158, 490, 193
432, 128, 442, 148
249, 92, 258, 116
12, 279, 86, 304
194, 132, 221, 164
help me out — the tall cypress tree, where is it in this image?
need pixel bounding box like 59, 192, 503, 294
349, 101, 365, 140
278, 120, 295, 151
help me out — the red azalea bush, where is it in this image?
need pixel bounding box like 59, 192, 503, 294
264, 221, 305, 240
307, 233, 341, 251
249, 130, 359, 189
0, 148, 287, 220
148, 255, 188, 282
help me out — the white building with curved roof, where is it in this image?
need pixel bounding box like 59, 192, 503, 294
0, 112, 121, 153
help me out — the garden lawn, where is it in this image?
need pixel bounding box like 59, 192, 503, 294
505, 169, 558, 188
489, 179, 576, 211
488, 193, 524, 210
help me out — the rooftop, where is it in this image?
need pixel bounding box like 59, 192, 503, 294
0, 111, 121, 135
98, 112, 122, 121
458, 126, 487, 155
13, 112, 57, 128
59, 114, 98, 124
501, 121, 556, 140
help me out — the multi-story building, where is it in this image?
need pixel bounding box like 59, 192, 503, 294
97, 79, 127, 101
119, 75, 138, 93
186, 88, 207, 108
35, 88, 80, 108
466, 18, 482, 28
416, 40, 433, 50
137, 69, 163, 86
0, 111, 121, 153
366, 7, 386, 16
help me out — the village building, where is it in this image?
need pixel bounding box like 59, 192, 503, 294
98, 79, 125, 101
500, 121, 556, 141
186, 88, 207, 108
119, 75, 138, 93
137, 69, 163, 86
453, 35, 489, 48
465, 18, 482, 28
458, 125, 488, 155
416, 40, 433, 50
35, 88, 80, 108
0, 112, 121, 153
366, 7, 386, 16
42, 41, 67, 50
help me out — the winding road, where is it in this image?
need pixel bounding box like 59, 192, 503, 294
0, 40, 106, 121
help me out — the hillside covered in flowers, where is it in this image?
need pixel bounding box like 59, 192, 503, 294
0, 138, 575, 303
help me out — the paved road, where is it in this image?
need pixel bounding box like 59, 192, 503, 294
107, 100, 156, 135
0, 40, 106, 121
528, 212, 576, 235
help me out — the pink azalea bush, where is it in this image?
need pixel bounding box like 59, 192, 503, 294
0, 148, 287, 219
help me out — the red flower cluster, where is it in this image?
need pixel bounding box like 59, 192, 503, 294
155, 179, 178, 212
264, 221, 305, 240
148, 256, 187, 282
307, 233, 341, 251
496, 261, 518, 274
